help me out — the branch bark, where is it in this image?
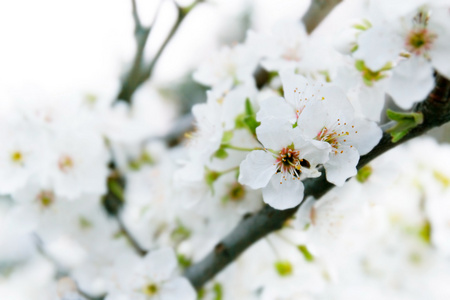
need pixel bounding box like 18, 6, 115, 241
302, 0, 343, 34
184, 74, 450, 289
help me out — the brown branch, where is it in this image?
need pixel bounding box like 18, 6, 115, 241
117, 1, 201, 104
302, 0, 343, 34
184, 74, 450, 289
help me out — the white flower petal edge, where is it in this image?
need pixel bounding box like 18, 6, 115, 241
160, 277, 197, 300
257, 96, 296, 124
324, 146, 360, 186
262, 173, 305, 210
144, 247, 177, 282
239, 150, 277, 190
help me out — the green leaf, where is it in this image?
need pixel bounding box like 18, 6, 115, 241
297, 245, 315, 262
386, 110, 424, 143
356, 165, 373, 183
245, 98, 254, 116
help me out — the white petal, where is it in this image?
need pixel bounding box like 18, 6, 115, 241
430, 32, 450, 79
387, 56, 434, 109
345, 118, 382, 155
160, 277, 197, 300
354, 24, 403, 71
256, 120, 293, 150
144, 247, 177, 282
238, 150, 277, 189
324, 146, 359, 186
280, 70, 310, 106
262, 173, 304, 210
257, 96, 296, 124
292, 132, 330, 166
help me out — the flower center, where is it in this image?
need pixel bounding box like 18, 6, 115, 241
36, 190, 55, 208
143, 283, 158, 296
228, 182, 246, 201
58, 155, 74, 173
276, 147, 310, 177
11, 151, 23, 164
316, 127, 340, 149
406, 28, 436, 55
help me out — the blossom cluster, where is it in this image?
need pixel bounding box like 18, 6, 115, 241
1, 0, 450, 299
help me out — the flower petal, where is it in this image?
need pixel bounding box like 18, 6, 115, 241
238, 150, 277, 189
257, 96, 296, 124
160, 277, 197, 300
256, 119, 292, 150
262, 172, 304, 210
387, 56, 434, 109
324, 146, 359, 186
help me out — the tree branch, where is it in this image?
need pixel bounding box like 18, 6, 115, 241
184, 74, 450, 289
302, 0, 343, 34
117, 0, 201, 104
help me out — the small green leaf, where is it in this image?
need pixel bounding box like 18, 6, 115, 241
297, 245, 315, 262
356, 165, 373, 183
274, 260, 293, 276
386, 110, 424, 143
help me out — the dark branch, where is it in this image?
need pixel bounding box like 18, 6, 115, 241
302, 0, 343, 34
184, 74, 450, 289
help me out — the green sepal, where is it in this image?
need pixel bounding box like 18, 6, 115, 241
356, 165, 373, 183
297, 245, 315, 262
205, 167, 221, 194
177, 253, 192, 269
274, 260, 293, 276
221, 130, 234, 143
386, 110, 424, 143
213, 147, 228, 159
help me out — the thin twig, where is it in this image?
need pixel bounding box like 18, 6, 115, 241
117, 213, 147, 256
117, 0, 201, 104
184, 74, 450, 289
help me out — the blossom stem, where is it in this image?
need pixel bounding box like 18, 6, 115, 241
222, 144, 263, 152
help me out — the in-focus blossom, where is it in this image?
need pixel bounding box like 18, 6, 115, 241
239, 121, 329, 210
